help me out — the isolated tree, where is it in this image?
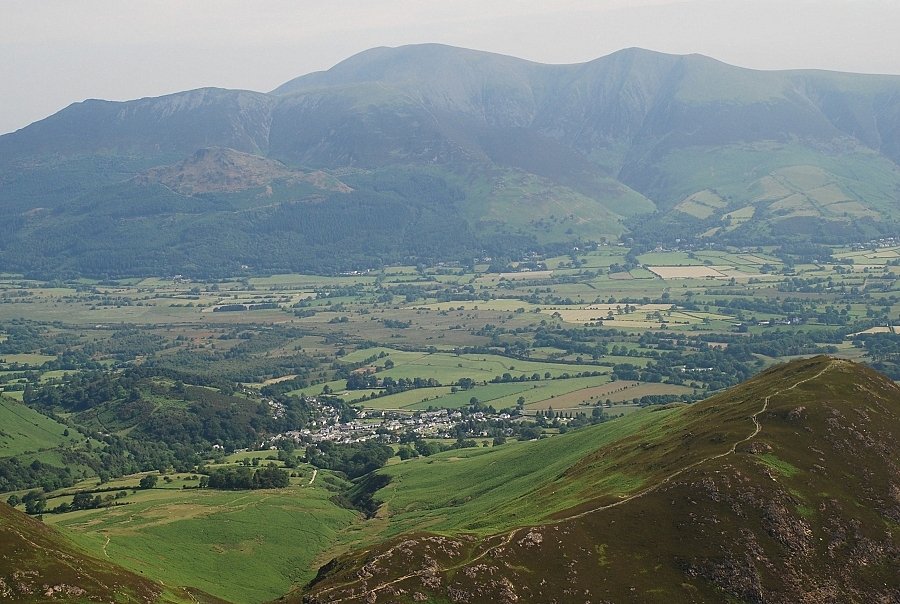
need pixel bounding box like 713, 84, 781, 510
139, 474, 158, 489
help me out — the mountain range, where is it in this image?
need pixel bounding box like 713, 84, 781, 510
2, 44, 900, 277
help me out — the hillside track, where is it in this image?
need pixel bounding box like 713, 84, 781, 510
320, 361, 835, 602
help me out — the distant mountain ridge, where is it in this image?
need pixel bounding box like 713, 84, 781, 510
1, 44, 899, 277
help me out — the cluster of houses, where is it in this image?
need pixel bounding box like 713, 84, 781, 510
850, 237, 898, 251
267, 399, 514, 447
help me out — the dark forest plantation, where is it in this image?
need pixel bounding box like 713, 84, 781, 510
0, 42, 898, 603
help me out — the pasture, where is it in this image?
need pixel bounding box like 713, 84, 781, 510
525, 380, 697, 410
375, 351, 601, 382
48, 476, 358, 603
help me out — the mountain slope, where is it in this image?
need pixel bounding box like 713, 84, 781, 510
2, 46, 900, 277
294, 357, 900, 603
0, 502, 163, 602
134, 147, 350, 196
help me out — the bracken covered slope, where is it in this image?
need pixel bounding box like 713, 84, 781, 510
0, 503, 162, 602
292, 357, 900, 603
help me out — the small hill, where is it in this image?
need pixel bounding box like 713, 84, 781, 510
295, 357, 900, 603
0, 502, 162, 602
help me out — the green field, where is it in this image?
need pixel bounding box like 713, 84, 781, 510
376, 351, 601, 382
357, 386, 456, 410
0, 353, 56, 365
49, 479, 358, 603
407, 381, 537, 410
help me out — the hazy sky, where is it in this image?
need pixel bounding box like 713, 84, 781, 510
3, 0, 899, 134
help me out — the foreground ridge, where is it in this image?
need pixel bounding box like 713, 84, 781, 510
319, 361, 836, 602
296, 357, 900, 603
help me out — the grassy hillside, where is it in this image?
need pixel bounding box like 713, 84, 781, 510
338, 356, 828, 542
358, 409, 673, 538
0, 396, 71, 456
49, 476, 358, 604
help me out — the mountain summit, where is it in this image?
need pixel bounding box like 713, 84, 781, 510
1, 45, 899, 278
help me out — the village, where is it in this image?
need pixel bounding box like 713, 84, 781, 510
268, 397, 519, 448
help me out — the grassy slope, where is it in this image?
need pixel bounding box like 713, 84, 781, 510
51, 479, 358, 604
340, 357, 782, 544
365, 409, 674, 538
657, 143, 900, 218
0, 396, 72, 456
457, 168, 633, 242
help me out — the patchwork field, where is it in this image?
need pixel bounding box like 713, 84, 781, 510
525, 381, 697, 410
475, 270, 554, 283
674, 190, 726, 218
0, 238, 897, 603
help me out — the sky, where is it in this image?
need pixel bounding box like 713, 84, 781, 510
2, 0, 899, 134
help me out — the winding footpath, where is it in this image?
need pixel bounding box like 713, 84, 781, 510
322, 361, 834, 602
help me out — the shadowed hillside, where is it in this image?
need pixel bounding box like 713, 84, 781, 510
293, 357, 900, 603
